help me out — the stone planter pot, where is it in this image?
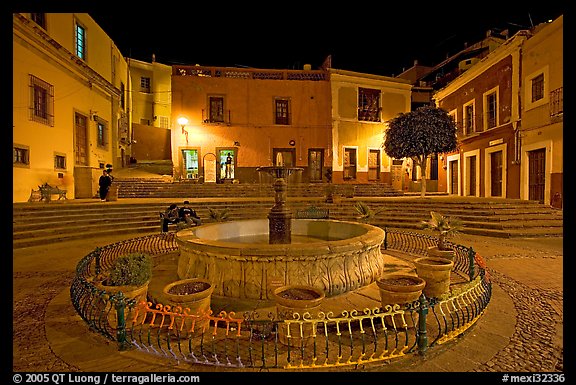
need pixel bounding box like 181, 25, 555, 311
427, 245, 455, 261
376, 274, 426, 328
413, 257, 454, 298
272, 285, 325, 348
94, 280, 150, 329
162, 278, 213, 330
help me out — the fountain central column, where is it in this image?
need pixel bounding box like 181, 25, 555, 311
257, 158, 303, 244
268, 172, 292, 244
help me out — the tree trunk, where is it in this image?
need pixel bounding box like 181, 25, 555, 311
419, 155, 428, 198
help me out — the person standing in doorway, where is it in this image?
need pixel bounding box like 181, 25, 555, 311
225, 153, 233, 179
98, 169, 112, 201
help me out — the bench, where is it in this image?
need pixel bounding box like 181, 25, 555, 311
28, 183, 67, 202
295, 205, 329, 219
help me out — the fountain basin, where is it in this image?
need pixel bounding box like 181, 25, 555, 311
175, 219, 385, 300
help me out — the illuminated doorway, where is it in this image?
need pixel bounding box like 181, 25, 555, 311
217, 148, 236, 182
182, 149, 199, 180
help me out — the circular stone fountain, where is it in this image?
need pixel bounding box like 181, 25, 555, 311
175, 158, 385, 301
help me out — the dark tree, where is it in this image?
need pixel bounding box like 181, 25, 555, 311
383, 105, 458, 197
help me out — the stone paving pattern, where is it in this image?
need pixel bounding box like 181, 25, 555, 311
12, 227, 563, 373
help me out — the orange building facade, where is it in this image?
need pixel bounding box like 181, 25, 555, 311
170, 65, 333, 183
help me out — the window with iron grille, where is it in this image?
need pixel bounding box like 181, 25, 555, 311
209, 96, 225, 123
358, 88, 381, 122
485, 91, 497, 129
275, 98, 290, 125
30, 13, 46, 29
96, 119, 107, 147
29, 74, 54, 126
531, 73, 544, 103
14, 145, 30, 167
159, 116, 169, 128
54, 153, 66, 170
75, 20, 86, 60
140, 77, 151, 93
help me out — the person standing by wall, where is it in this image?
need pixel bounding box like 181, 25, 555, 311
225, 153, 233, 179
98, 169, 112, 201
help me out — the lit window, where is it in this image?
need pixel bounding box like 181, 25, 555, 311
159, 116, 169, 128
275, 99, 290, 125
209, 96, 225, 123
140, 77, 150, 93
75, 21, 86, 60
358, 88, 381, 122
96, 120, 107, 147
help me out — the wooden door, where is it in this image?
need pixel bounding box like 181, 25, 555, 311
368, 150, 380, 181
74, 113, 88, 166
450, 160, 458, 194
468, 156, 476, 196
490, 151, 502, 197
308, 149, 323, 182
528, 148, 545, 203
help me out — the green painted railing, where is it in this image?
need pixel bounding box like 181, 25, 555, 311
70, 229, 491, 369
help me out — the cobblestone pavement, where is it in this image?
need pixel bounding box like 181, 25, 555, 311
458, 235, 564, 373
12, 232, 563, 373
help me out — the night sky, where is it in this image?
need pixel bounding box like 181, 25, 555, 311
90, 4, 563, 77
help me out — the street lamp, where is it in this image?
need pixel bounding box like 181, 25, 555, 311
177, 116, 189, 135
178, 116, 189, 142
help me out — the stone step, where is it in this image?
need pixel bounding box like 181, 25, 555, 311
13, 197, 562, 248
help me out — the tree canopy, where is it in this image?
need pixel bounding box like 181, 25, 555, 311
383, 105, 458, 159
383, 105, 458, 197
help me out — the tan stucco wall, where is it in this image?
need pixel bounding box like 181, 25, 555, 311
13, 13, 130, 202
170, 69, 332, 181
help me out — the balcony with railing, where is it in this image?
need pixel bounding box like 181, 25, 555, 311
173, 65, 328, 81
550, 86, 563, 118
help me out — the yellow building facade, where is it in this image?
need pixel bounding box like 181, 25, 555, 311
519, 15, 563, 207
13, 13, 130, 202
328, 69, 412, 184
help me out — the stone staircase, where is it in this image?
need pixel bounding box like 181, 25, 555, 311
13, 195, 563, 249
113, 178, 404, 199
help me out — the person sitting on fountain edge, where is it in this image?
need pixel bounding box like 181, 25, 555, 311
179, 201, 202, 226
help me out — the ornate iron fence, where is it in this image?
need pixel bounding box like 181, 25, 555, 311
70, 229, 490, 370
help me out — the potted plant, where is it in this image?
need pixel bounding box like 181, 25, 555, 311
421, 211, 463, 260
95, 252, 153, 328
162, 277, 214, 330
413, 256, 454, 298
353, 201, 383, 224
272, 285, 325, 347
376, 274, 426, 328
208, 207, 230, 222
